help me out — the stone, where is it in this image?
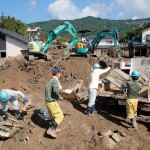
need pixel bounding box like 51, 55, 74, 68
102, 136, 117, 150
111, 133, 122, 143
98, 129, 113, 137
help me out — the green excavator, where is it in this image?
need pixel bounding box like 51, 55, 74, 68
27, 21, 80, 61
67, 28, 121, 58
28, 21, 121, 60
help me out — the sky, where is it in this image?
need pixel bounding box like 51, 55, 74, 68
0, 0, 150, 24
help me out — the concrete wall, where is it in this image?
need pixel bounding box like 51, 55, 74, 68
142, 29, 150, 44
97, 38, 115, 49
6, 35, 28, 57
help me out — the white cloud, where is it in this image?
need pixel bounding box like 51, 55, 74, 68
48, 0, 79, 20
47, 0, 114, 20
30, 0, 37, 8
47, 0, 150, 20
132, 16, 140, 20
116, 0, 150, 19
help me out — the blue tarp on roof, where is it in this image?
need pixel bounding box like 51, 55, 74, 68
128, 37, 142, 46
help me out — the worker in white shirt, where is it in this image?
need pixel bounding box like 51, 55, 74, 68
86, 63, 110, 116
0, 89, 29, 120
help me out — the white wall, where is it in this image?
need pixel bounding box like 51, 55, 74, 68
98, 38, 114, 45
6, 36, 28, 57
97, 38, 115, 49
142, 29, 150, 44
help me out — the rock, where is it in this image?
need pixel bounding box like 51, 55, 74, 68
102, 136, 117, 150
115, 130, 127, 137
98, 129, 113, 137
111, 133, 122, 143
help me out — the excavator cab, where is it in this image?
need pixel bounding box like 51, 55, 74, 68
27, 27, 52, 61
68, 30, 93, 57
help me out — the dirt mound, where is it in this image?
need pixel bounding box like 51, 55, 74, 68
0, 56, 150, 150
0, 56, 95, 96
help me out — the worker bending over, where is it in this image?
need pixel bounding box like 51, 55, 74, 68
45, 67, 71, 138
0, 89, 29, 120
126, 70, 142, 131
86, 63, 110, 116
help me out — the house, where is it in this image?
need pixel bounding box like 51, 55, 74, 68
127, 28, 150, 58
86, 34, 116, 49
142, 27, 150, 45
0, 28, 29, 58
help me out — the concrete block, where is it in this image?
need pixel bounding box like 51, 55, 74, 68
98, 129, 113, 137
111, 133, 122, 143
102, 136, 117, 150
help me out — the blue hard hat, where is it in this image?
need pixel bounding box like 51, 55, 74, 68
131, 70, 140, 77
0, 91, 9, 101
93, 63, 100, 69
52, 67, 61, 75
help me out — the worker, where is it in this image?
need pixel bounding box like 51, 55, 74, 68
126, 70, 142, 131
86, 63, 110, 116
45, 67, 72, 138
0, 89, 29, 120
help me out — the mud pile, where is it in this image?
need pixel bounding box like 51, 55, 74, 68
0, 56, 93, 94
0, 56, 150, 150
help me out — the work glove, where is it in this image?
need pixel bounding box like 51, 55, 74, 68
64, 89, 73, 94
24, 97, 29, 102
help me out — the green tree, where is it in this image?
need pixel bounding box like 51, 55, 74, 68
0, 15, 28, 36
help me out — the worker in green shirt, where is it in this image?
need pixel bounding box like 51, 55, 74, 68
45, 67, 72, 138
126, 70, 142, 131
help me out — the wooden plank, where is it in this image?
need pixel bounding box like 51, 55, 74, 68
0, 130, 10, 138
70, 80, 83, 92
113, 68, 129, 80
98, 91, 149, 103
61, 91, 78, 101
106, 76, 123, 89
61, 79, 83, 101
98, 91, 126, 100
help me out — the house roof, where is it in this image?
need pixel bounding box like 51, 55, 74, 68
27, 27, 41, 32
0, 28, 29, 44
142, 27, 150, 33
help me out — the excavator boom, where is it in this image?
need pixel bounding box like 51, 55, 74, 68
43, 21, 80, 53
90, 29, 120, 53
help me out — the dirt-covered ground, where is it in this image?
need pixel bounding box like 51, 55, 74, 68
0, 53, 150, 150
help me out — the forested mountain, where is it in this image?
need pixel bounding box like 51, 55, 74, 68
0, 15, 149, 43
29, 16, 150, 42
29, 16, 150, 33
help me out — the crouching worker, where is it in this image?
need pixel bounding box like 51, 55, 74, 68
45, 67, 71, 138
126, 70, 142, 131
0, 89, 29, 120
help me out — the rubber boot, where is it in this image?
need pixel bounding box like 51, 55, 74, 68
46, 121, 58, 138
92, 104, 97, 114
86, 107, 95, 117
128, 117, 138, 131
56, 126, 61, 133
14, 110, 24, 120
2, 111, 8, 121
49, 121, 61, 133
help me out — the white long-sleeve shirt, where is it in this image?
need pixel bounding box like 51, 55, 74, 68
2, 89, 26, 100
88, 67, 110, 89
